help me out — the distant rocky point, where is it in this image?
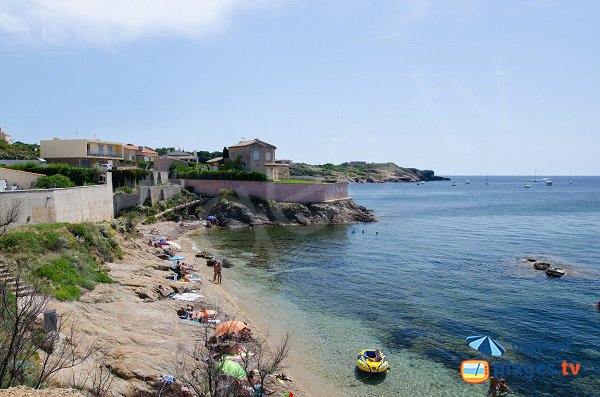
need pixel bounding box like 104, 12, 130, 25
290, 162, 449, 183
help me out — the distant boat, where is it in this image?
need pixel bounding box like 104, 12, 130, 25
532, 169, 538, 183
524, 184, 531, 188
451, 183, 456, 186
545, 179, 553, 186
465, 180, 470, 185
569, 171, 573, 184
485, 174, 490, 185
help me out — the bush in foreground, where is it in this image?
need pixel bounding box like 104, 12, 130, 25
34, 174, 75, 189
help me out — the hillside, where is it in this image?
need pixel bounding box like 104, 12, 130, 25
290, 162, 449, 183
0, 141, 39, 160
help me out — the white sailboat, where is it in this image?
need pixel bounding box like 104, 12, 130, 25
569, 171, 573, 184
532, 169, 538, 183
485, 174, 490, 185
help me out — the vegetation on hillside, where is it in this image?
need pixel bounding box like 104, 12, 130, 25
0, 223, 119, 301
290, 162, 444, 182
0, 140, 39, 160
117, 189, 197, 224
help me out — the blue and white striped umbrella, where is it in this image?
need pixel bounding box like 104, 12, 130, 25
466, 335, 506, 356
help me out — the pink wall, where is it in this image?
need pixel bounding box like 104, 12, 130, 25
184, 180, 348, 203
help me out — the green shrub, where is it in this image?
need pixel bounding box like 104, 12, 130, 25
35, 174, 75, 189
7, 163, 100, 185
177, 169, 268, 181
145, 215, 157, 224
111, 169, 149, 188
115, 186, 135, 194
219, 188, 238, 198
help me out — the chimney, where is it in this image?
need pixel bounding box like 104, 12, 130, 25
138, 146, 144, 151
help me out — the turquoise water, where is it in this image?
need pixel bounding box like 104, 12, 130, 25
196, 177, 600, 396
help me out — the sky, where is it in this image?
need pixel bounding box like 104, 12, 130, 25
1, 0, 599, 175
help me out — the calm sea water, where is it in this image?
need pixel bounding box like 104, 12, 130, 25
195, 176, 600, 397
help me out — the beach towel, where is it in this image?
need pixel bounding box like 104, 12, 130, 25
170, 293, 203, 301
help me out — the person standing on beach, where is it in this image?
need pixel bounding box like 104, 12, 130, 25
213, 260, 222, 284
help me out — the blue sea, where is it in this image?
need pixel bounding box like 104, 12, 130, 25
195, 176, 600, 397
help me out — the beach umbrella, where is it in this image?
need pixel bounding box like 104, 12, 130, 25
219, 360, 247, 379
466, 335, 506, 356
207, 216, 217, 221
216, 321, 247, 337
166, 241, 181, 250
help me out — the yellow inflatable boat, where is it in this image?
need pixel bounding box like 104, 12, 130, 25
356, 349, 389, 373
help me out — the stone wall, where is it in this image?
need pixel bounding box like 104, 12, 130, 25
0, 183, 114, 227
0, 168, 44, 190
113, 184, 182, 215
183, 180, 348, 203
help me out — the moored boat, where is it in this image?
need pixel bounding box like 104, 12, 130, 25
356, 349, 389, 373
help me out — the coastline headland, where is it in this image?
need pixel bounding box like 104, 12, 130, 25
182, 179, 376, 228
289, 162, 449, 183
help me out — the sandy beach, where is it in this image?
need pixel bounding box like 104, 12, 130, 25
44, 221, 312, 396
178, 227, 344, 397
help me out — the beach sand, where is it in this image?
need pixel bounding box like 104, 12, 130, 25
177, 227, 344, 397
46, 221, 309, 396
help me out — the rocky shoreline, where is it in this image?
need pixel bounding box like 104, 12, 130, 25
45, 222, 307, 397
204, 196, 376, 228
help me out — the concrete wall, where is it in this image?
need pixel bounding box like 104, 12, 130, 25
41, 139, 88, 158
0, 182, 114, 227
0, 168, 44, 189
113, 184, 182, 215
184, 180, 348, 203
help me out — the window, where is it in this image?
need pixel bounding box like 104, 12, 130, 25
98, 144, 104, 153
252, 149, 259, 160
108, 145, 113, 153
266, 151, 272, 161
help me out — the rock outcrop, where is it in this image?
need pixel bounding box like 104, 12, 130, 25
207, 197, 376, 228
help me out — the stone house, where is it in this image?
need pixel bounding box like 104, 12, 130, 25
227, 139, 289, 180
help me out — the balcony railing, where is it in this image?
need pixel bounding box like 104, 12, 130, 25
87, 151, 122, 159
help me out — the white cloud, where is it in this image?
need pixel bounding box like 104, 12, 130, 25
0, 0, 263, 46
